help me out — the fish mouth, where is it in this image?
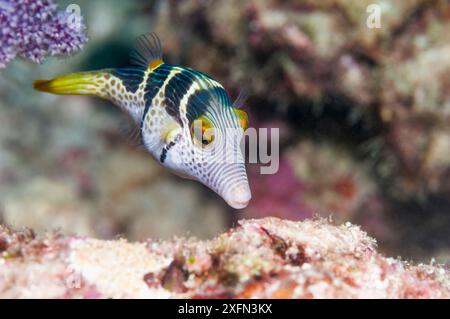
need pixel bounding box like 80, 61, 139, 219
227, 198, 251, 209
223, 184, 252, 209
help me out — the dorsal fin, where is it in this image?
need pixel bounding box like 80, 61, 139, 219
232, 88, 249, 109
130, 32, 163, 69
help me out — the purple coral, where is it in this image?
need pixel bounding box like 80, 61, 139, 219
0, 0, 87, 68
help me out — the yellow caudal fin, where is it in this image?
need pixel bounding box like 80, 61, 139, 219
33, 70, 111, 98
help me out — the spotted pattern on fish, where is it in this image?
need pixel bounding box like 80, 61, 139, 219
33, 32, 251, 209
144, 64, 173, 113
140, 66, 181, 140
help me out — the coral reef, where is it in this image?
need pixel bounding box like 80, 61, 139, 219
1, 0, 449, 266
0, 0, 87, 68
0, 217, 449, 299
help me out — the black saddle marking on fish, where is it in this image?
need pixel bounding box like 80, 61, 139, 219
111, 68, 146, 93
140, 64, 172, 141
183, 68, 232, 106
185, 86, 231, 124
143, 64, 172, 106
164, 70, 195, 124
160, 141, 176, 163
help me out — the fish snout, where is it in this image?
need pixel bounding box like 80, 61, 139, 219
223, 184, 252, 209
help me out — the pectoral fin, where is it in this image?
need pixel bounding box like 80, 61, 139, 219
162, 123, 182, 144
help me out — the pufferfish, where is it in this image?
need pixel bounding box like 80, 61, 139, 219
34, 33, 251, 209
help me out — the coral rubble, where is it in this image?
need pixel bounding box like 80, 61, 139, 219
1, 217, 448, 298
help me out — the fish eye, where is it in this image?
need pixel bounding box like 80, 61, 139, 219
191, 117, 215, 147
